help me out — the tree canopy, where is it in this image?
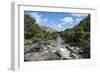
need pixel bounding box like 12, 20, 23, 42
24, 15, 58, 41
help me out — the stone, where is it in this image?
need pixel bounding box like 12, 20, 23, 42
24, 45, 33, 53
71, 53, 80, 59
24, 39, 33, 45
24, 50, 60, 61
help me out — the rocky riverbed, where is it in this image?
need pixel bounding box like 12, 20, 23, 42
24, 37, 83, 62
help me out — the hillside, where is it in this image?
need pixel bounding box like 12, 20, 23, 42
61, 15, 90, 58
40, 25, 57, 33
24, 15, 58, 41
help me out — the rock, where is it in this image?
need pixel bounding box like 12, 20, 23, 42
56, 47, 71, 59
46, 51, 60, 60
72, 47, 81, 54
32, 37, 45, 45
32, 37, 39, 43
71, 53, 80, 59
24, 50, 60, 61
55, 52, 62, 57
47, 45, 57, 53
24, 39, 33, 45
61, 57, 74, 60
31, 43, 41, 49
24, 45, 33, 53
70, 47, 74, 50
24, 41, 43, 54
65, 45, 81, 54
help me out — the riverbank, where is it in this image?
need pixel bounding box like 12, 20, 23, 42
24, 36, 85, 62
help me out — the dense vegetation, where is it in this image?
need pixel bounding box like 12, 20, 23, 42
24, 15, 58, 41
61, 15, 90, 58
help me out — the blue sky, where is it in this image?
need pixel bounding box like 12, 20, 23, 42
24, 11, 88, 31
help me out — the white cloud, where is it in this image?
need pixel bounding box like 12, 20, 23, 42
29, 12, 48, 25
43, 18, 48, 22
72, 13, 88, 17
52, 23, 56, 27
61, 17, 73, 24
75, 18, 83, 22
29, 12, 42, 24
56, 24, 63, 31
52, 23, 62, 29
51, 23, 63, 31
57, 24, 62, 29
70, 18, 83, 26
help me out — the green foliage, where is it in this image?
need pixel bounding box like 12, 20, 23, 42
52, 32, 58, 40
24, 15, 36, 39
62, 15, 90, 58
63, 29, 75, 42
24, 15, 58, 41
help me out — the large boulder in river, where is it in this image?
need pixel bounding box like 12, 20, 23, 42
71, 47, 81, 54
24, 42, 43, 54
32, 37, 40, 43
24, 39, 33, 45
24, 45, 33, 53
32, 37, 45, 44
24, 50, 60, 61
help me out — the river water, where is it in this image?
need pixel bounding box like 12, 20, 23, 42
56, 34, 64, 47
55, 34, 72, 59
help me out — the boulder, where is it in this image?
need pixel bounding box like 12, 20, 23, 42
71, 47, 81, 54
24, 45, 33, 53
71, 53, 80, 59
24, 39, 33, 45
24, 50, 60, 61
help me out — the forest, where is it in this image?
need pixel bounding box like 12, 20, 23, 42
24, 15, 58, 41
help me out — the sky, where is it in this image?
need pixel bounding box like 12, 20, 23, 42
24, 11, 89, 31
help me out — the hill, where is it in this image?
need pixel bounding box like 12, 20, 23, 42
24, 15, 58, 41
61, 14, 90, 58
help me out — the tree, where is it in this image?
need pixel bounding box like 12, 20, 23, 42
62, 15, 90, 58
24, 14, 58, 41
24, 15, 37, 39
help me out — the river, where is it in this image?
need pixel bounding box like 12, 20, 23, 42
55, 34, 72, 59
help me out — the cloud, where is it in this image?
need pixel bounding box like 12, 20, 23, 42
28, 12, 42, 24
70, 18, 83, 26
75, 18, 83, 22
50, 23, 63, 31
57, 24, 62, 29
61, 17, 73, 24
52, 23, 56, 27
43, 18, 48, 22
71, 13, 88, 17
52, 23, 62, 29
56, 24, 63, 31
28, 12, 48, 25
